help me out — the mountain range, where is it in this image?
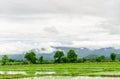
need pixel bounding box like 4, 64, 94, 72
0, 47, 120, 60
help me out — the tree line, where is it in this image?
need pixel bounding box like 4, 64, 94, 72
0, 49, 117, 65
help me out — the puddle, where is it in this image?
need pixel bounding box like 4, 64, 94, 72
35, 72, 56, 75
0, 71, 26, 75
0, 71, 5, 75
22, 76, 120, 79
95, 72, 120, 75
7, 71, 27, 75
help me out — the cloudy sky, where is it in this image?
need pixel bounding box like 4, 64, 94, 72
0, 0, 120, 54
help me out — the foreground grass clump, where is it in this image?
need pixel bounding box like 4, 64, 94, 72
0, 62, 120, 78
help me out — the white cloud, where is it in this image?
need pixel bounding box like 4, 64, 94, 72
71, 40, 120, 50
0, 0, 120, 54
0, 41, 60, 55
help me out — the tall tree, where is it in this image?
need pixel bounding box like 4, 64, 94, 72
62, 56, 69, 63
67, 49, 77, 63
110, 53, 116, 61
24, 51, 37, 64
1, 55, 9, 65
39, 56, 43, 64
54, 50, 64, 63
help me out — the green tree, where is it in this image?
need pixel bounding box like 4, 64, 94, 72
110, 53, 116, 61
77, 58, 83, 63
54, 50, 64, 63
1, 55, 9, 65
96, 55, 105, 62
39, 56, 43, 64
24, 51, 37, 64
83, 58, 87, 63
101, 55, 105, 61
96, 56, 102, 62
62, 56, 69, 63
67, 49, 77, 63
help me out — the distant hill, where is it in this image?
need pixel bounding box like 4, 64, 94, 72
0, 47, 120, 60
84, 54, 98, 59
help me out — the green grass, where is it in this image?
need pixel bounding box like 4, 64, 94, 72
0, 62, 120, 79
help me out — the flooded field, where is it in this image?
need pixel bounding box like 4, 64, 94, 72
1, 63, 120, 78
0, 71, 26, 75
22, 76, 120, 79
93, 72, 120, 75
1, 70, 120, 79
0, 71, 4, 74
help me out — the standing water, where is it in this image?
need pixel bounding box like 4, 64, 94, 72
22, 76, 120, 79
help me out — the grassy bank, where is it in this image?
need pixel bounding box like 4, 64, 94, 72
0, 62, 120, 79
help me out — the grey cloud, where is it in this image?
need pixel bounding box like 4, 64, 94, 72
43, 26, 59, 34
99, 21, 120, 35
0, 0, 119, 16
0, 0, 120, 24
0, 0, 120, 51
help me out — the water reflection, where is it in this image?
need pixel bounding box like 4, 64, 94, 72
0, 71, 5, 74
7, 71, 26, 75
35, 72, 56, 75
95, 72, 120, 75
0, 71, 26, 75
23, 76, 120, 79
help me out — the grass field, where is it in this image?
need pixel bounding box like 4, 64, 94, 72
0, 62, 120, 79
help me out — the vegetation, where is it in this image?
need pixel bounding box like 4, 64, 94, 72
24, 51, 37, 64
0, 49, 120, 78
110, 53, 116, 61
96, 55, 105, 62
0, 49, 119, 65
67, 49, 77, 63
1, 55, 9, 65
38, 56, 44, 64
54, 50, 64, 63
0, 62, 120, 78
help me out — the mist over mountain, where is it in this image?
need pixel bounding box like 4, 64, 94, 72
0, 47, 120, 60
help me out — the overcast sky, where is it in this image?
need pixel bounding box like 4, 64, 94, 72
0, 0, 120, 54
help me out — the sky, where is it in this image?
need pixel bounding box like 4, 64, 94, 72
0, 0, 120, 54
